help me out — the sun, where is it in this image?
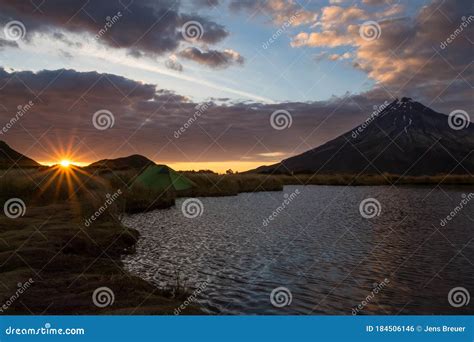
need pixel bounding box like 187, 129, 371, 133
60, 160, 71, 168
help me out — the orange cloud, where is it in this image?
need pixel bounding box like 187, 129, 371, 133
291, 30, 354, 48
291, 0, 473, 107
320, 5, 368, 29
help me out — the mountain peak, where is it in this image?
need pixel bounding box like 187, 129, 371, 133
252, 98, 474, 176
376, 97, 436, 123
400, 97, 413, 103
386, 97, 417, 111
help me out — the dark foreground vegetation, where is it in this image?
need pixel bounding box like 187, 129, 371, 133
0, 167, 200, 314
0, 166, 472, 314
269, 173, 474, 186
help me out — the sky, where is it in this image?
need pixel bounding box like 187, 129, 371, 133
0, 0, 472, 172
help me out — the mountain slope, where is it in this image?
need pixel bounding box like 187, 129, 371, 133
253, 98, 474, 176
0, 140, 40, 168
88, 154, 155, 170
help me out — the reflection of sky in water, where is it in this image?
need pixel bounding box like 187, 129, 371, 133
123, 185, 474, 315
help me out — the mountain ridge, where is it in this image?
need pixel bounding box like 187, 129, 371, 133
251, 98, 474, 176
0, 140, 41, 168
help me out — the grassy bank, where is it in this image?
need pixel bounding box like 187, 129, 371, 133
0, 167, 200, 314
182, 172, 283, 197
270, 173, 474, 186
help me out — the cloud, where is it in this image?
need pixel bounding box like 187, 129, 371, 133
376, 3, 405, 18
0, 0, 229, 57
291, 0, 473, 111
52, 32, 83, 48
313, 51, 352, 62
0, 68, 157, 106
328, 52, 352, 61
229, 0, 317, 26
257, 152, 286, 158
362, 0, 395, 6
0, 38, 18, 49
165, 55, 183, 72
58, 49, 73, 59
320, 5, 368, 29
178, 47, 244, 68
194, 0, 220, 7
291, 30, 353, 47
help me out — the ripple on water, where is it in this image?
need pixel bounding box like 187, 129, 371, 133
123, 185, 474, 314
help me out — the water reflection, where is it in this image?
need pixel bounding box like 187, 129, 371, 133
123, 185, 474, 314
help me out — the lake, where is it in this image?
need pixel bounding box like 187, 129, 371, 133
123, 185, 473, 315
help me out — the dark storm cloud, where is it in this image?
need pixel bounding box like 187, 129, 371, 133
178, 47, 244, 68
0, 0, 228, 56
0, 67, 400, 164
0, 68, 156, 101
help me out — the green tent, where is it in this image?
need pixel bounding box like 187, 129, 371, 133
133, 165, 195, 191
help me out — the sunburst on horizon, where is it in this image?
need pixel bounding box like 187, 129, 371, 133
60, 159, 72, 168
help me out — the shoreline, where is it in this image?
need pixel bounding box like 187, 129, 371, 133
0, 202, 202, 315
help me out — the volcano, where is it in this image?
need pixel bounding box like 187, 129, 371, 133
252, 98, 474, 176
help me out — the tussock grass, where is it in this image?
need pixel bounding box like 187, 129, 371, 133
271, 173, 474, 186
0, 168, 176, 214
182, 172, 283, 197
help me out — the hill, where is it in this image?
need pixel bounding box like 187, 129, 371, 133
0, 140, 40, 168
87, 154, 155, 170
